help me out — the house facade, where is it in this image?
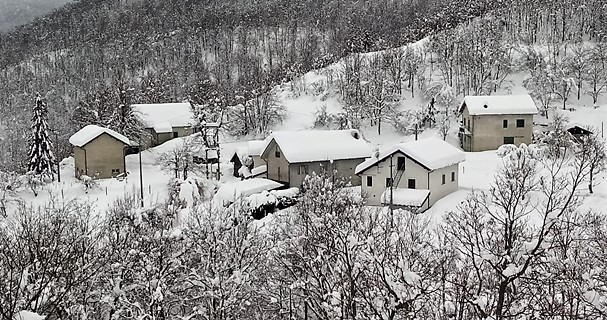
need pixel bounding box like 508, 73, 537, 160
69, 125, 131, 179
355, 138, 465, 211
132, 102, 196, 147
260, 130, 370, 188
459, 95, 538, 152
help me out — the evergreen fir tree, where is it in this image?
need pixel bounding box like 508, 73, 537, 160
28, 94, 56, 178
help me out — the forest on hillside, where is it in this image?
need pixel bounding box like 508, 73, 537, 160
1, 0, 607, 173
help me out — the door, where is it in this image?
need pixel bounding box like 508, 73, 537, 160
397, 157, 406, 170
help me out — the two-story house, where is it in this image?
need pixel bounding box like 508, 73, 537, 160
355, 138, 465, 212
260, 130, 371, 188
458, 95, 538, 152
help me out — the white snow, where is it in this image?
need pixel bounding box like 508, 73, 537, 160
356, 137, 465, 174
13, 311, 45, 320
68, 124, 131, 147
260, 129, 370, 163
247, 140, 266, 156
131, 102, 194, 132
459, 94, 538, 115
214, 178, 284, 206
381, 188, 430, 207
251, 165, 267, 177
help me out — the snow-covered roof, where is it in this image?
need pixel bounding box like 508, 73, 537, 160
356, 138, 464, 174
131, 102, 194, 132
381, 188, 430, 207
248, 140, 266, 156
214, 178, 284, 206
251, 165, 267, 177
69, 125, 131, 147
459, 95, 538, 115
261, 130, 370, 163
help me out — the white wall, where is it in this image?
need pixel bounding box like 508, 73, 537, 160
359, 151, 460, 207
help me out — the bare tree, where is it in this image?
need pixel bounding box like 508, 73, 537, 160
444, 140, 600, 320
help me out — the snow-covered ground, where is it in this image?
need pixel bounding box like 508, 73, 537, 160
6, 37, 607, 224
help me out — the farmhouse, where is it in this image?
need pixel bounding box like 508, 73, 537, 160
69, 125, 131, 179
458, 95, 538, 152
355, 138, 465, 212
131, 102, 196, 147
260, 130, 371, 188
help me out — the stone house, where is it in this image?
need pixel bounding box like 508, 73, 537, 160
458, 95, 538, 152
69, 125, 131, 179
355, 138, 465, 212
260, 130, 370, 188
132, 102, 195, 147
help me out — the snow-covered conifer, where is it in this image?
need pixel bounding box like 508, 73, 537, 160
27, 94, 55, 179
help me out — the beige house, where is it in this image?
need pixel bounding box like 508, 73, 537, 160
458, 95, 538, 152
260, 130, 371, 188
355, 138, 465, 212
132, 102, 196, 147
69, 125, 131, 179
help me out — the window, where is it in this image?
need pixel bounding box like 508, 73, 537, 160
277, 167, 281, 180
275, 145, 281, 158
504, 136, 514, 144
366, 176, 373, 187
386, 177, 393, 187
516, 119, 525, 128
442, 174, 446, 185
111, 168, 120, 176
298, 165, 308, 175
408, 179, 416, 189
503, 119, 508, 128
463, 118, 466, 126
173, 132, 179, 138
451, 171, 456, 182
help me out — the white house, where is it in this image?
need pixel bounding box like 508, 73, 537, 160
355, 137, 465, 212
131, 102, 196, 146
260, 130, 371, 188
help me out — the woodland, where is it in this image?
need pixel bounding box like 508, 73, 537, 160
1, 0, 607, 319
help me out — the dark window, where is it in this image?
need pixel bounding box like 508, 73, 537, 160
386, 177, 393, 187
366, 176, 373, 187
173, 132, 179, 138
442, 174, 446, 185
277, 167, 281, 180
516, 119, 525, 128
504, 137, 514, 144
408, 179, 416, 189
451, 171, 456, 182
397, 157, 406, 170
275, 145, 281, 158
298, 165, 308, 175
111, 168, 120, 176
503, 119, 508, 128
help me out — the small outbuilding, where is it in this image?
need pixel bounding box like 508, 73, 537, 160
567, 125, 593, 143
69, 125, 131, 179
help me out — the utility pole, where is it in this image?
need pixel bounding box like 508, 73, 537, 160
389, 155, 394, 227
139, 143, 144, 207
51, 129, 61, 182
